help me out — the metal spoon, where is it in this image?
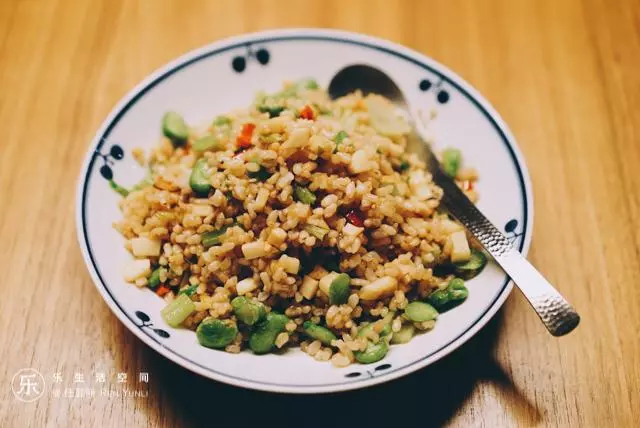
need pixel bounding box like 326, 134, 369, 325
328, 64, 580, 336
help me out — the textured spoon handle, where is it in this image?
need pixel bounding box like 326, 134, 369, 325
497, 251, 581, 336
432, 163, 580, 336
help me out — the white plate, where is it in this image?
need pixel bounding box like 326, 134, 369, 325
76, 29, 533, 394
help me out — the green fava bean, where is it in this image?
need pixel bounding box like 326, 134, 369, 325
448, 278, 468, 301
453, 248, 487, 280
391, 324, 415, 344
428, 278, 469, 310
442, 148, 461, 177
303, 321, 337, 346
249, 312, 289, 354
192, 135, 220, 153
427, 289, 450, 309
358, 321, 392, 338
404, 301, 439, 322
267, 313, 289, 331
301, 79, 319, 90
354, 340, 389, 364
329, 273, 351, 305
196, 318, 238, 349
189, 158, 212, 197
213, 115, 232, 127
162, 111, 189, 146
231, 296, 266, 326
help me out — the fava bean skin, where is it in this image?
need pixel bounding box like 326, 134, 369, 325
162, 111, 189, 146
249, 313, 289, 354
427, 289, 450, 308
391, 324, 415, 344
358, 321, 392, 338
442, 148, 461, 177
427, 278, 469, 310
448, 278, 468, 300
196, 318, 238, 349
192, 135, 220, 153
329, 273, 351, 305
231, 296, 266, 326
354, 340, 389, 364
189, 158, 212, 197
453, 248, 488, 279
404, 301, 439, 322
303, 321, 337, 346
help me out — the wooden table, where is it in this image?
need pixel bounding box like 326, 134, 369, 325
1, 0, 638, 426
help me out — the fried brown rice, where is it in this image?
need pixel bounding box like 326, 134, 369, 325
112, 79, 485, 367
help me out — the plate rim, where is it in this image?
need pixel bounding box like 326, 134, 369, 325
75, 28, 534, 394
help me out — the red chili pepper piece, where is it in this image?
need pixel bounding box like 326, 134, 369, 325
299, 105, 315, 120
345, 209, 365, 227
156, 285, 170, 297
236, 123, 256, 149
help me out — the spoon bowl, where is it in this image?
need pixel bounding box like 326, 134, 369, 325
328, 63, 433, 163
328, 64, 408, 107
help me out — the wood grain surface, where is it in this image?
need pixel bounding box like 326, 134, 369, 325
1, 0, 639, 426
